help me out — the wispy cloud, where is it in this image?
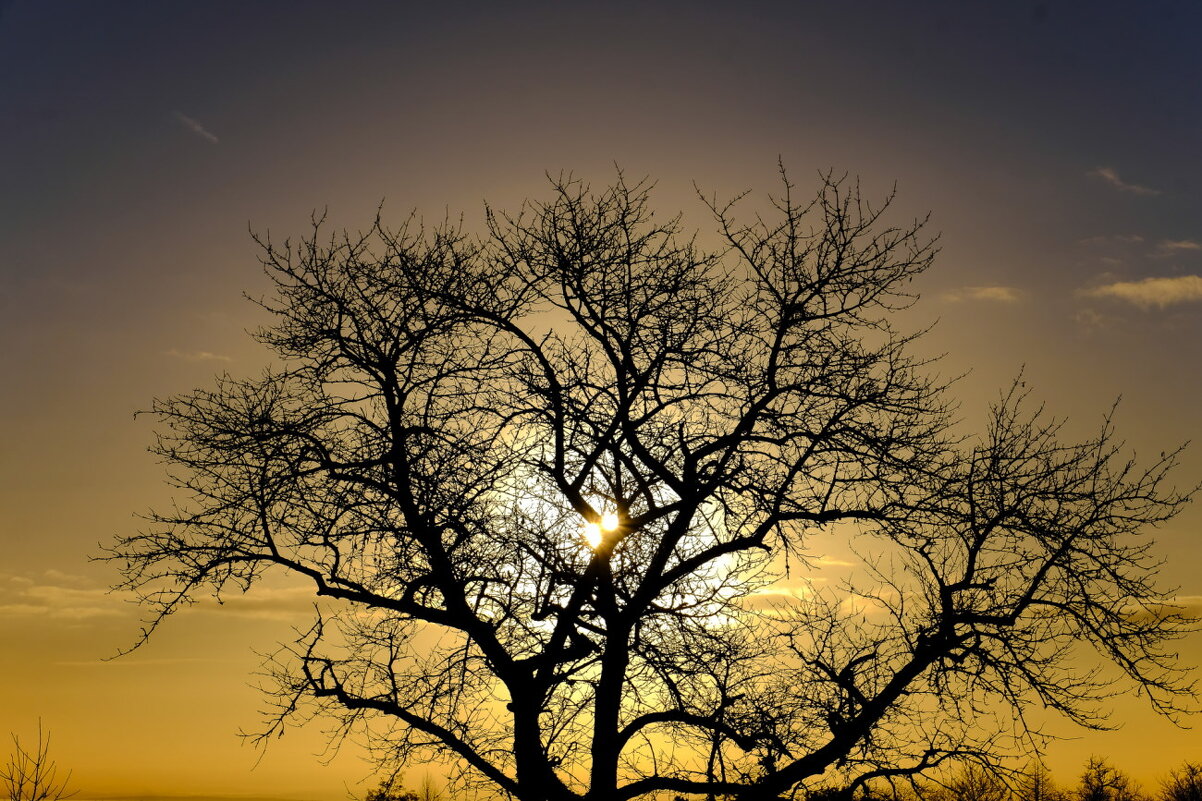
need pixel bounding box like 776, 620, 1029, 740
1121, 595, 1202, 625
743, 586, 813, 609
190, 585, 314, 620
0, 570, 313, 624
940, 286, 1022, 303
1174, 595, 1202, 617
1082, 275, 1202, 309
840, 589, 900, 619
174, 111, 219, 144
1088, 166, 1160, 196
0, 570, 130, 621
56, 656, 233, 668
1073, 307, 1115, 331
166, 348, 232, 363
738, 583, 825, 619
1078, 234, 1144, 247
1154, 239, 1201, 256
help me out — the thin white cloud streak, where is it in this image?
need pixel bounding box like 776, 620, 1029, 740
174, 111, 219, 144
1083, 275, 1202, 308
166, 348, 232, 362
940, 286, 1022, 303
1088, 166, 1160, 196
811, 555, 856, 568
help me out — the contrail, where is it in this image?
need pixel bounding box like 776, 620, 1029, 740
174, 111, 219, 144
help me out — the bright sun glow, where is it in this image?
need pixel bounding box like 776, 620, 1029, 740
583, 513, 619, 549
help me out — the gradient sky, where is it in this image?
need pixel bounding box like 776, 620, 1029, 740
2, 1, 1201, 798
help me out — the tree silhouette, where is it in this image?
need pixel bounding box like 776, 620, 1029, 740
919, 762, 1011, 801
108, 171, 1195, 801
1161, 763, 1202, 801
363, 780, 419, 801
1018, 761, 1064, 801
2, 722, 74, 801
1077, 758, 1143, 801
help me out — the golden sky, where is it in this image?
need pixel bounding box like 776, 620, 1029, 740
2, 1, 1201, 798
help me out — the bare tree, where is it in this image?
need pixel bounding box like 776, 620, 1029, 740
918, 763, 1012, 801
1161, 763, 1202, 801
1018, 761, 1064, 801
1077, 758, 1143, 801
953, 764, 1012, 801
364, 780, 418, 801
107, 170, 1195, 801
2, 723, 74, 801
417, 774, 443, 801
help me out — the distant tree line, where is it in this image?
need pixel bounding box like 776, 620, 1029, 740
822, 758, 1202, 801
365, 774, 444, 801
366, 757, 1202, 801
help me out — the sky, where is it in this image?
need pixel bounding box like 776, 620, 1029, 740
2, 1, 1201, 798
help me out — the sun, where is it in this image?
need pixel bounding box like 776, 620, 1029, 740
583, 512, 620, 549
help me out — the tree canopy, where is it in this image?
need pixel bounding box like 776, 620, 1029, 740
109, 170, 1195, 801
